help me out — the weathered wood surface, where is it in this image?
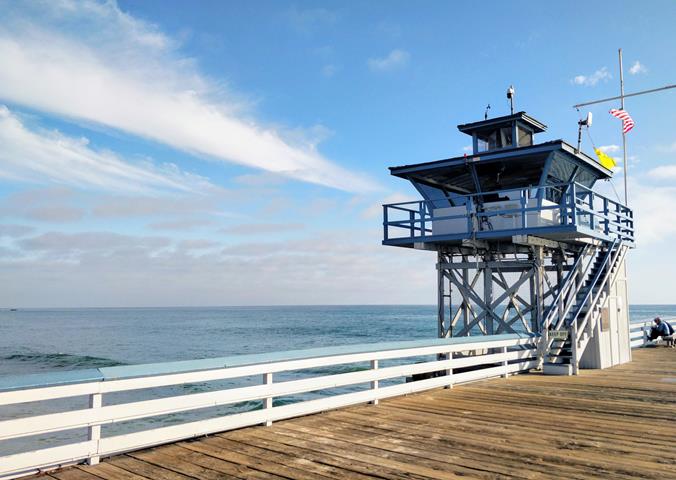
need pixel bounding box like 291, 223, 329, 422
34, 348, 676, 479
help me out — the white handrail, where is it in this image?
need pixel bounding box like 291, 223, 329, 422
0, 334, 538, 479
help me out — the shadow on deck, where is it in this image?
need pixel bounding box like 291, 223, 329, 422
36, 348, 675, 480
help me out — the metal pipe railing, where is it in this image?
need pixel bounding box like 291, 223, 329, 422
383, 182, 634, 243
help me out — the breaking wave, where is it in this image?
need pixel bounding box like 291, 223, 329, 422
2, 352, 126, 369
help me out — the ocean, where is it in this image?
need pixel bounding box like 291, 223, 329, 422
0, 305, 670, 377
0, 304, 671, 455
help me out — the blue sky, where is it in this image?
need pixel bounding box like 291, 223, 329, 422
0, 0, 675, 307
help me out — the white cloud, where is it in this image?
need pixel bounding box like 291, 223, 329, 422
220, 223, 305, 235
598, 145, 620, 153
24, 206, 86, 222
646, 164, 676, 180
0, 106, 211, 194
321, 64, 338, 77
572, 67, 611, 86
656, 141, 676, 153
368, 49, 410, 72
362, 193, 415, 219
0, 1, 377, 193
148, 219, 216, 231
285, 6, 339, 32
629, 60, 647, 75
1, 229, 434, 307
627, 180, 676, 245
0, 224, 34, 238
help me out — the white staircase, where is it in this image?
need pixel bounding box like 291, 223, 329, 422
541, 239, 628, 375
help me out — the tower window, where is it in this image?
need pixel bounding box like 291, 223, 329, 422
518, 127, 533, 146
476, 126, 514, 152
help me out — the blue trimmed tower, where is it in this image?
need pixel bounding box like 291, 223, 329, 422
383, 111, 634, 374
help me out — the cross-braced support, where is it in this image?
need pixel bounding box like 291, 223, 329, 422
437, 244, 574, 338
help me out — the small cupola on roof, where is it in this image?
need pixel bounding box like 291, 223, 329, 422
458, 112, 547, 154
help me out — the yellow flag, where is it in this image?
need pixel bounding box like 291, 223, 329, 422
594, 148, 617, 169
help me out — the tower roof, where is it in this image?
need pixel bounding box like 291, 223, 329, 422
457, 111, 547, 135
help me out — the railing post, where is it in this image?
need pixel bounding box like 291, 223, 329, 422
571, 184, 577, 226
420, 202, 426, 239
501, 346, 509, 378
370, 359, 379, 404
383, 205, 388, 241
521, 189, 527, 229
589, 191, 595, 231
87, 392, 102, 465
603, 198, 609, 236
409, 210, 415, 238
263, 372, 273, 426
571, 322, 579, 375
445, 351, 454, 389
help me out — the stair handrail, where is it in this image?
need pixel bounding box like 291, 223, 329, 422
575, 245, 629, 358
542, 244, 593, 332
550, 244, 601, 333
566, 238, 619, 331
575, 242, 627, 344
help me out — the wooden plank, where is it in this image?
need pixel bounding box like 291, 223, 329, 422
237, 425, 483, 479
199, 436, 376, 480
287, 413, 598, 480
106, 455, 195, 480
179, 437, 335, 480
326, 407, 666, 479
221, 428, 441, 480
47, 469, 104, 480
77, 463, 151, 480
140, 444, 280, 480
128, 447, 251, 480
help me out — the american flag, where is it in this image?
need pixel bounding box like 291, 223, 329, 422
609, 109, 635, 134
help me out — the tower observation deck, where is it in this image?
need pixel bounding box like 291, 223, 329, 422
383, 111, 635, 374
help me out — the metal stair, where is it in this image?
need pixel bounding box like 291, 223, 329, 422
541, 239, 627, 375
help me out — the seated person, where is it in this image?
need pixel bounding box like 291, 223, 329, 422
648, 317, 674, 341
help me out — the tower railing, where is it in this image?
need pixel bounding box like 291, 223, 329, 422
382, 182, 634, 245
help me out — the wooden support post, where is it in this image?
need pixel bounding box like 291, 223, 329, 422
484, 264, 494, 335
87, 392, 102, 465
462, 256, 470, 334
263, 372, 273, 426
534, 247, 544, 334
437, 252, 446, 338
370, 359, 379, 404
383, 205, 388, 241
556, 256, 564, 331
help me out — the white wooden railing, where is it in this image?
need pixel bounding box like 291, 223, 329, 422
0, 333, 538, 479
629, 318, 675, 348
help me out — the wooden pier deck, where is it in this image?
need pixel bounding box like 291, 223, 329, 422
35, 347, 675, 480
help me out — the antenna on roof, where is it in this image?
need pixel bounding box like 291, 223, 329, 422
484, 104, 491, 120
506, 85, 515, 115
576, 112, 593, 153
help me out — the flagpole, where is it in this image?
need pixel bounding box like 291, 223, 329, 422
619, 48, 628, 205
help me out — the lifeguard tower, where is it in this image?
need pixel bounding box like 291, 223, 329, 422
382, 109, 635, 374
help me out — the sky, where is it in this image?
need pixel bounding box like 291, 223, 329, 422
0, 0, 675, 307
